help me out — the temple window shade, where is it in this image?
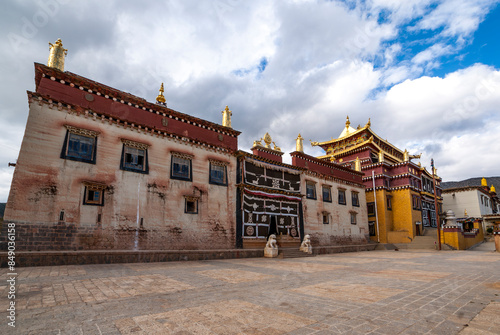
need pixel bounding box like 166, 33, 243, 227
171, 153, 193, 181
120, 140, 149, 174
61, 125, 99, 164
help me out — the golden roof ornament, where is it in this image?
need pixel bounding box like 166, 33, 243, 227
354, 157, 361, 172
296, 133, 304, 152
366, 118, 371, 128
464, 209, 468, 217
47, 38, 68, 71
491, 185, 496, 193
346, 115, 350, 128
481, 177, 487, 187
222, 105, 232, 128
156, 83, 166, 104
263, 132, 272, 148
403, 149, 409, 162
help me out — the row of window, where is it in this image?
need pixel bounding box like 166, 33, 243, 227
82, 183, 199, 214
306, 182, 360, 206
62, 128, 228, 185
322, 212, 357, 225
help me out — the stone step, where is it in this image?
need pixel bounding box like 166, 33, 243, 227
278, 248, 314, 258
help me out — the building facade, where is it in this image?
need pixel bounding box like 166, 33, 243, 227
1, 40, 370, 255
442, 178, 500, 233
311, 117, 443, 244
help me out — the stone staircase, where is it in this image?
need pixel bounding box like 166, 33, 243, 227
407, 235, 438, 249
278, 248, 315, 258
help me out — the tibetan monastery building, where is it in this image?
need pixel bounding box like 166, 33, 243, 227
0, 39, 370, 260
312, 117, 443, 244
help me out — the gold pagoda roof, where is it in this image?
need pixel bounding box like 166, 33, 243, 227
312, 117, 407, 162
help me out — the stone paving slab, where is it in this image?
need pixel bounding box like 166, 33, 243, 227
0, 249, 499, 334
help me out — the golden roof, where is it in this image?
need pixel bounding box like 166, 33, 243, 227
338, 116, 357, 138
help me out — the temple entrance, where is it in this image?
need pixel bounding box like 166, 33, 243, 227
268, 215, 278, 237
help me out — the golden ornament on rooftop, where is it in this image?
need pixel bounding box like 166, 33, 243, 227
156, 83, 166, 104
47, 38, 67, 71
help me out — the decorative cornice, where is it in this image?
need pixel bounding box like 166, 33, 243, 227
35, 63, 240, 138
65, 125, 99, 137
121, 139, 149, 150
28, 91, 234, 156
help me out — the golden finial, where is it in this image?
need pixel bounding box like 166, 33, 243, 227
47, 38, 68, 71
296, 133, 304, 152
491, 185, 496, 193
222, 105, 232, 128
156, 83, 166, 104
345, 115, 350, 128
354, 157, 361, 172
378, 151, 384, 163
403, 149, 409, 162
263, 132, 272, 148
366, 118, 371, 127
464, 209, 468, 217
481, 177, 487, 187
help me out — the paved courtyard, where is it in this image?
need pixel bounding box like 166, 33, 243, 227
1, 247, 499, 334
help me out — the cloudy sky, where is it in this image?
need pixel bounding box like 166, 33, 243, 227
1, 0, 500, 202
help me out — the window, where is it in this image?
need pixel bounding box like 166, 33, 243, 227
338, 189, 346, 205
306, 181, 316, 199
369, 221, 376, 236
185, 196, 198, 214
83, 183, 105, 206
323, 212, 329, 224
367, 202, 376, 216
61, 126, 98, 164
322, 186, 332, 202
350, 212, 357, 225
209, 161, 227, 185
171, 153, 193, 181
412, 195, 421, 210
352, 192, 359, 207
120, 140, 148, 174
387, 195, 392, 210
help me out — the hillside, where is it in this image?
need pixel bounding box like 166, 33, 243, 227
442, 176, 500, 191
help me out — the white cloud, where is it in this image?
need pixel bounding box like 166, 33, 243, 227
1, 0, 500, 203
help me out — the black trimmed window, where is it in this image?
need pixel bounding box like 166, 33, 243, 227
323, 212, 329, 224
209, 160, 227, 186
61, 126, 98, 164
352, 192, 360, 207
350, 212, 357, 225
387, 195, 392, 210
185, 196, 198, 214
322, 186, 332, 202
306, 181, 316, 199
367, 202, 376, 216
83, 183, 105, 206
338, 189, 346, 205
120, 140, 148, 174
369, 221, 376, 236
171, 153, 193, 181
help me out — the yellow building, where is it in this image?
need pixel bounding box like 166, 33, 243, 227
312, 117, 442, 244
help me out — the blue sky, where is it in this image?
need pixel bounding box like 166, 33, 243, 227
1, 0, 500, 202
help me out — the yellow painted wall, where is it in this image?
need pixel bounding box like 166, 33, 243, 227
441, 222, 484, 250
366, 189, 392, 243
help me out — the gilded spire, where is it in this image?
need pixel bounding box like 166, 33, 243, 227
491, 185, 496, 193
156, 83, 166, 104
47, 38, 68, 71
222, 105, 232, 128
354, 157, 361, 172
481, 177, 487, 187
366, 118, 371, 128
296, 133, 304, 152
346, 115, 350, 128
464, 209, 468, 217
403, 149, 409, 162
